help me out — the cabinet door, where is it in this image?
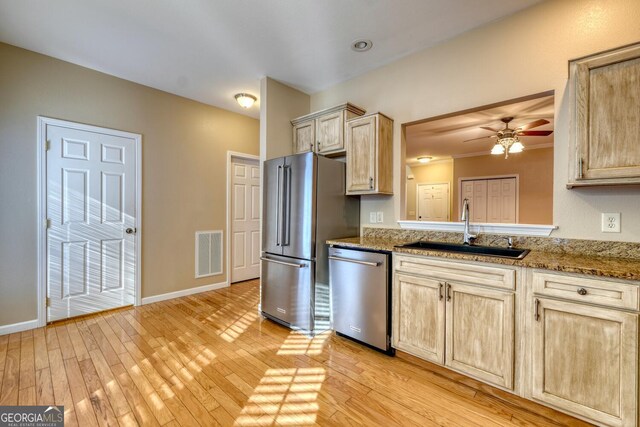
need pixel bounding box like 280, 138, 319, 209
316, 111, 344, 154
445, 283, 514, 389
571, 43, 640, 183
393, 274, 445, 364
293, 120, 315, 154
346, 115, 377, 193
532, 298, 637, 427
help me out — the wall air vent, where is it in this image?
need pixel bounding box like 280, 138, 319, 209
195, 230, 223, 278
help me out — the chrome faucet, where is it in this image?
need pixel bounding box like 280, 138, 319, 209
461, 198, 477, 245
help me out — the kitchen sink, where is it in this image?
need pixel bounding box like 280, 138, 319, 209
395, 240, 530, 259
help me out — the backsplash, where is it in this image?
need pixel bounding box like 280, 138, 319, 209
361, 227, 640, 259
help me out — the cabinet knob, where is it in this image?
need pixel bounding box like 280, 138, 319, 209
577, 287, 588, 296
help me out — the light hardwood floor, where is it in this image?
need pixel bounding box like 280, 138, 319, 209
0, 280, 589, 426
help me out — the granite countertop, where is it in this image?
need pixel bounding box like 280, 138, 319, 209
327, 236, 640, 281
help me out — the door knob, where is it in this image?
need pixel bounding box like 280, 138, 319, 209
125, 228, 137, 235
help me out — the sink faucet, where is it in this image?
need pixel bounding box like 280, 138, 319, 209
461, 198, 477, 245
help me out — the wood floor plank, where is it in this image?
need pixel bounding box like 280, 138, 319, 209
19, 337, 35, 390
109, 363, 160, 427
18, 385, 36, 405
35, 367, 55, 405
64, 357, 99, 427
0, 346, 20, 404
48, 348, 79, 427
78, 357, 119, 427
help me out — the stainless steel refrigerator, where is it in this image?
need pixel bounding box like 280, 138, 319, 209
261, 152, 359, 333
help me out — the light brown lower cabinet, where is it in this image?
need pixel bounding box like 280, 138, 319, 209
393, 269, 515, 390
531, 297, 638, 427
446, 283, 514, 390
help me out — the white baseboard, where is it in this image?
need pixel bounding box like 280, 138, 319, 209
141, 281, 229, 305
0, 319, 39, 336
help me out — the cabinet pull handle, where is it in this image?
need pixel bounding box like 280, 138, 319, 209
317, 141, 321, 150
310, 143, 314, 150
438, 283, 444, 301
369, 177, 374, 189
534, 298, 540, 321
446, 283, 451, 302
578, 157, 583, 179
577, 287, 588, 296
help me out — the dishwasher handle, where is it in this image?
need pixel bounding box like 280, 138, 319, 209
328, 256, 381, 267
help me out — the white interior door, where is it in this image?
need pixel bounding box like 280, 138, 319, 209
231, 158, 260, 283
462, 177, 517, 224
417, 183, 449, 221
46, 121, 138, 322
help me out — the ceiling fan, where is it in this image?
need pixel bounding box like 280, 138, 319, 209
464, 117, 553, 158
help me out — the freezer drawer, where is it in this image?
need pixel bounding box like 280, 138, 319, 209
329, 247, 391, 352
260, 253, 314, 332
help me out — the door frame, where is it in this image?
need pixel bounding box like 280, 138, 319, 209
37, 116, 142, 327
416, 182, 450, 221
226, 151, 260, 285
458, 174, 520, 223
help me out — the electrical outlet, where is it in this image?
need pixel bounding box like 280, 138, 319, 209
369, 212, 377, 223
376, 211, 384, 223
602, 213, 621, 233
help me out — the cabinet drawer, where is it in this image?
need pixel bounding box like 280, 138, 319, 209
532, 270, 639, 311
394, 254, 516, 291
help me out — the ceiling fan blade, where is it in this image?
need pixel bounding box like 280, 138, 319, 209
517, 130, 554, 136
463, 135, 497, 143
516, 119, 550, 131
480, 126, 500, 132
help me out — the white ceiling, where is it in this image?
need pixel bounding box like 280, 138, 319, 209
406, 94, 555, 164
0, 0, 542, 118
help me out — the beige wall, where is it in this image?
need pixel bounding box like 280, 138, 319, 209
453, 148, 554, 224
310, 0, 640, 242
260, 77, 309, 161
0, 43, 259, 327
406, 161, 454, 220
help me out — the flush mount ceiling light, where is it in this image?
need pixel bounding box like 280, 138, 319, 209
234, 93, 257, 108
351, 39, 373, 52
417, 156, 432, 163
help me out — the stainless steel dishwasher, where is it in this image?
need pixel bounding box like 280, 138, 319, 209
328, 246, 393, 354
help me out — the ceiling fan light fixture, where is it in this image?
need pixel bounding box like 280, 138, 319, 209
509, 141, 524, 153
234, 93, 257, 108
417, 156, 432, 163
491, 143, 505, 155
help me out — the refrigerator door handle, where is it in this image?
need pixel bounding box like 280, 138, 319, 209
260, 256, 307, 268
282, 164, 291, 246
276, 165, 283, 246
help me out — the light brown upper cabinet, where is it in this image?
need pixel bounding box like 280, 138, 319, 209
291, 103, 365, 156
568, 43, 640, 188
345, 113, 393, 195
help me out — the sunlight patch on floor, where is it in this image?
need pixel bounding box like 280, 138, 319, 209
218, 309, 259, 342
234, 367, 326, 426
277, 331, 329, 356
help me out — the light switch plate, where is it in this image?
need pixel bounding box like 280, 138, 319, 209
376, 211, 384, 223
369, 212, 377, 223
602, 213, 621, 233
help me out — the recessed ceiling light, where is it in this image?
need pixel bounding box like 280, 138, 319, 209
234, 93, 257, 108
351, 39, 373, 52
417, 156, 432, 163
